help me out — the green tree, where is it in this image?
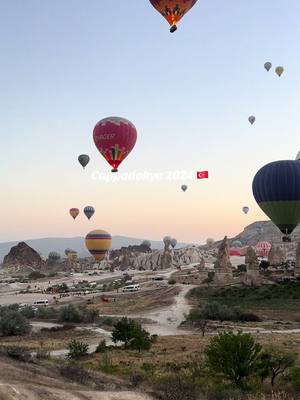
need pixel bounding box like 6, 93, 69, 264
205, 331, 262, 387
67, 339, 89, 359
59, 304, 83, 323
258, 349, 296, 386
112, 317, 152, 351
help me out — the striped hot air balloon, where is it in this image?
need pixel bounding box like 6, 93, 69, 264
84, 206, 95, 220
85, 230, 112, 262
255, 241, 271, 258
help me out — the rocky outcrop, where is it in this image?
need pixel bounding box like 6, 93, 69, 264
214, 236, 233, 284
3, 242, 43, 268
245, 246, 260, 285
268, 244, 286, 266
295, 242, 300, 277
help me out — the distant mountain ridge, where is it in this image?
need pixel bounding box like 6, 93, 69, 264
0, 236, 189, 262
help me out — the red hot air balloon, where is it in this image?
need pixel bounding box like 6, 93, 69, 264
93, 117, 137, 172
69, 208, 79, 220
149, 0, 198, 32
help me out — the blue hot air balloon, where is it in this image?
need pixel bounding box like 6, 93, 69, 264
84, 206, 95, 220
252, 160, 300, 242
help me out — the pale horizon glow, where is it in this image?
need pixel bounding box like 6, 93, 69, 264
1, 1, 300, 244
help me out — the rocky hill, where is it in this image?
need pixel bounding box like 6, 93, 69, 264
3, 242, 43, 269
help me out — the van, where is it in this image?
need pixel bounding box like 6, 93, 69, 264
122, 284, 140, 293
32, 299, 49, 307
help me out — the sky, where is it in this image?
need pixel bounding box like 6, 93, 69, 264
1, 0, 300, 244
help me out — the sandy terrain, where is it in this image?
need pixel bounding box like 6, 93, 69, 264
0, 357, 153, 400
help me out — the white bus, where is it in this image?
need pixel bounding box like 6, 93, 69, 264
32, 299, 49, 307
122, 284, 140, 293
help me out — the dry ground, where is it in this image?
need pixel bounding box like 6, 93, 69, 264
0, 356, 153, 400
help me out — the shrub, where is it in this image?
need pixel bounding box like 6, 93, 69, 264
168, 279, 176, 285
28, 271, 46, 280
59, 305, 98, 323
20, 305, 36, 319
258, 348, 296, 386
0, 309, 31, 336
36, 307, 57, 320
95, 339, 107, 353
205, 331, 262, 387
155, 377, 199, 400
67, 339, 89, 359
6, 346, 31, 362
112, 317, 153, 351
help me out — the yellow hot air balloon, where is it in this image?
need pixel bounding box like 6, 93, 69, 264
275, 66, 284, 77
85, 230, 112, 262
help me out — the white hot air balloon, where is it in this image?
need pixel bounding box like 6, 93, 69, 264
296, 151, 300, 161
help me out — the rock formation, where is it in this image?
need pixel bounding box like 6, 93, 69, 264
3, 242, 43, 269
214, 236, 233, 284
245, 246, 260, 285
295, 242, 300, 277
268, 244, 286, 266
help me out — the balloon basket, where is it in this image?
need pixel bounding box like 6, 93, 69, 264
170, 25, 177, 33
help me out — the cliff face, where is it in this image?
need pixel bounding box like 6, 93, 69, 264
3, 242, 43, 268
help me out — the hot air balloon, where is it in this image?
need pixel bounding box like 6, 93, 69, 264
243, 206, 250, 215
78, 154, 90, 169
229, 248, 241, 257
275, 66, 284, 77
70, 208, 79, 220
65, 248, 72, 256
248, 116, 256, 125
163, 236, 172, 247
48, 252, 61, 262
84, 206, 95, 220
206, 238, 214, 247
181, 185, 188, 192
232, 240, 242, 248
85, 229, 112, 262
170, 238, 177, 248
93, 117, 137, 172
255, 241, 271, 258
253, 160, 300, 241
264, 62, 272, 72
142, 240, 151, 249
295, 151, 300, 161
149, 0, 198, 32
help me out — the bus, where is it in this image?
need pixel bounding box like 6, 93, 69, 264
32, 299, 49, 307
122, 284, 140, 293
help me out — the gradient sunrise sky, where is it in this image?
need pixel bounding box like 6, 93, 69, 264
1, 0, 300, 244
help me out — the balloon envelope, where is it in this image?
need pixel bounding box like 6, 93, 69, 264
163, 236, 172, 246
243, 206, 249, 214
93, 117, 137, 172
252, 160, 300, 235
84, 206, 95, 220
255, 241, 271, 258
264, 62, 272, 72
275, 66, 284, 77
85, 230, 112, 261
170, 238, 177, 248
78, 154, 90, 169
149, 0, 198, 32
70, 208, 79, 220
296, 151, 300, 161
181, 185, 188, 192
248, 116, 256, 125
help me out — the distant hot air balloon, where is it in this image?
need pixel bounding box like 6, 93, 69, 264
170, 238, 177, 248
264, 62, 272, 72
93, 117, 137, 172
275, 66, 284, 77
232, 240, 242, 248
206, 238, 214, 247
248, 116, 256, 125
48, 252, 61, 262
253, 160, 300, 241
149, 0, 198, 33
142, 240, 151, 248
78, 154, 90, 169
181, 185, 188, 192
65, 248, 72, 256
243, 206, 250, 215
255, 241, 271, 258
84, 206, 95, 220
229, 248, 241, 257
163, 236, 172, 247
295, 151, 300, 161
70, 208, 79, 220
85, 229, 112, 262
